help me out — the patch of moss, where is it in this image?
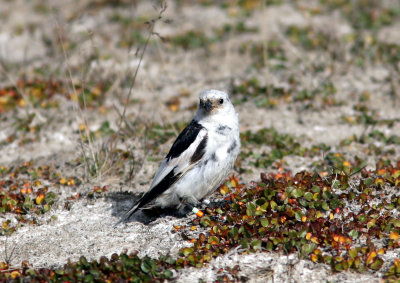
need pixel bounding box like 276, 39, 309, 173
240, 127, 330, 168
0, 162, 75, 235
168, 30, 216, 50
0, 253, 176, 282
0, 78, 108, 113
231, 77, 341, 108
319, 0, 400, 30
285, 26, 331, 51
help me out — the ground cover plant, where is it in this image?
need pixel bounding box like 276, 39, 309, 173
2, 160, 400, 281
0, 0, 400, 281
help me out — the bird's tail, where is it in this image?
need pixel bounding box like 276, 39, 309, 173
114, 169, 180, 227
123, 201, 142, 221
114, 199, 143, 227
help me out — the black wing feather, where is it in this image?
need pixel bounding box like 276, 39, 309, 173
190, 134, 208, 164
119, 120, 207, 223
121, 167, 181, 221
166, 120, 204, 160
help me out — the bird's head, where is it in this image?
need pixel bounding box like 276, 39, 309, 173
196, 90, 235, 119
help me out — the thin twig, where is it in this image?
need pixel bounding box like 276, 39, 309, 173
4, 236, 16, 266
116, 1, 168, 133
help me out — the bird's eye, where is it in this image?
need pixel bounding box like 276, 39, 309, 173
219, 99, 224, 104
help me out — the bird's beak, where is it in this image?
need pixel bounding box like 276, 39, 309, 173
204, 100, 212, 112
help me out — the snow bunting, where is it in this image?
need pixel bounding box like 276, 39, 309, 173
122, 89, 240, 221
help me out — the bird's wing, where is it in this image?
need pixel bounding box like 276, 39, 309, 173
121, 120, 208, 221
151, 119, 206, 187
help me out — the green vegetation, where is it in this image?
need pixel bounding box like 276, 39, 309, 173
285, 26, 331, 51
0, 253, 175, 281
232, 77, 340, 108
0, 78, 108, 112
0, 162, 68, 235
1, 0, 400, 281
3, 160, 400, 280
320, 0, 400, 30
240, 127, 330, 169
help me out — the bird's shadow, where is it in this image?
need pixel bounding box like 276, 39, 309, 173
107, 191, 193, 225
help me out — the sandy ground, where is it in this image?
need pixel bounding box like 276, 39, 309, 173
1, 0, 400, 281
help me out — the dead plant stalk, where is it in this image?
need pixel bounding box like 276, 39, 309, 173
54, 1, 168, 180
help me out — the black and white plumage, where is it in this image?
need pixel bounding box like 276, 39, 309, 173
122, 89, 240, 221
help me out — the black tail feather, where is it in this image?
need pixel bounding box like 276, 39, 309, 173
115, 168, 181, 226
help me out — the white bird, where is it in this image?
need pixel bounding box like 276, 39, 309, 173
121, 89, 240, 221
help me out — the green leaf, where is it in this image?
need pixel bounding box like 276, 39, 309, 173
141, 258, 153, 273
349, 248, 358, 259
322, 191, 331, 199
45, 192, 57, 204
330, 199, 341, 209
187, 254, 196, 264
334, 262, 345, 271
260, 218, 269, 227
321, 202, 329, 211
228, 227, 238, 238
304, 192, 313, 201
295, 211, 303, 221
200, 216, 211, 227
368, 257, 384, 271
246, 202, 256, 216
89, 269, 101, 278
84, 275, 94, 281
270, 200, 277, 210
261, 201, 269, 210
367, 219, 376, 229
349, 229, 359, 239
208, 236, 220, 244
331, 179, 340, 189
288, 230, 297, 238
299, 199, 308, 207
311, 186, 321, 193
298, 230, 307, 238
292, 188, 304, 198
251, 240, 262, 250
313, 192, 320, 201
385, 204, 395, 210
163, 269, 173, 279
79, 256, 88, 266
357, 214, 367, 223
180, 247, 194, 256
240, 239, 249, 249
324, 255, 332, 264
301, 243, 316, 256
364, 178, 373, 186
